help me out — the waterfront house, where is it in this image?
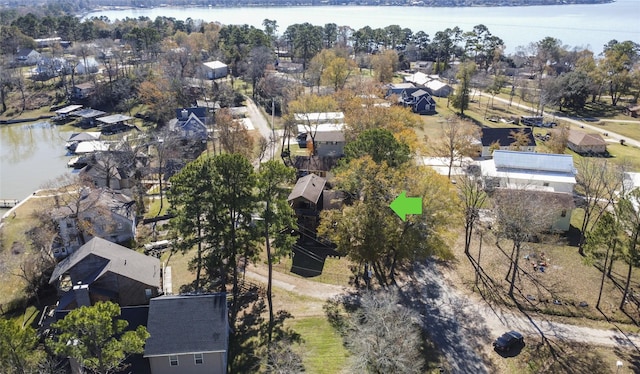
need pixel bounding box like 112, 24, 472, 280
50, 188, 137, 259
49, 237, 160, 310
71, 82, 96, 102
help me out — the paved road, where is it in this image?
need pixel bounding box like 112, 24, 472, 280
479, 92, 640, 148
244, 96, 279, 164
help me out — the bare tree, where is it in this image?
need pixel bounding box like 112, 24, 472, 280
433, 117, 480, 179
575, 158, 625, 256
493, 189, 559, 298
216, 108, 255, 159
457, 172, 487, 257
343, 291, 424, 374
262, 339, 305, 374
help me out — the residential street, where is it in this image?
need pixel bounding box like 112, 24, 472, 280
244, 96, 280, 164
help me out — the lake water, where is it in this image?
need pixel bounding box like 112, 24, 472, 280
2, 1, 638, 211
0, 122, 75, 214
85, 0, 640, 55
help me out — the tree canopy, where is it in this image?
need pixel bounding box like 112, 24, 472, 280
49, 301, 149, 374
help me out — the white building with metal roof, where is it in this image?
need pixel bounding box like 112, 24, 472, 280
479, 150, 576, 194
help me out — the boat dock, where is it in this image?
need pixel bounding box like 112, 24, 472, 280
0, 199, 20, 208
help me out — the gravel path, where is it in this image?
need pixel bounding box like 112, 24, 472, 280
406, 262, 640, 351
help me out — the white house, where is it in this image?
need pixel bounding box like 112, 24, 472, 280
203, 60, 228, 79
479, 150, 576, 232
75, 56, 99, 75
479, 150, 576, 194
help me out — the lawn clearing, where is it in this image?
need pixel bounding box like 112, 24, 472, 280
286, 316, 350, 374
268, 254, 354, 286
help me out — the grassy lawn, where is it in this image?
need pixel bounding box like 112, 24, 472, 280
581, 120, 640, 142
453, 216, 640, 329
286, 316, 349, 374
270, 255, 354, 286
501, 340, 638, 374
0, 194, 58, 308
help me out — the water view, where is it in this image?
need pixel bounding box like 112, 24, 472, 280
85, 0, 640, 55
0, 122, 75, 213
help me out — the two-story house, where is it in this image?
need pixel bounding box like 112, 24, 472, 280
49, 237, 161, 312
144, 294, 229, 374
50, 188, 137, 259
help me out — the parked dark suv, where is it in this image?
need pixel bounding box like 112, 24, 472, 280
493, 331, 524, 352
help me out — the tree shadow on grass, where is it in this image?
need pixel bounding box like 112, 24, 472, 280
228, 283, 303, 373
398, 261, 500, 374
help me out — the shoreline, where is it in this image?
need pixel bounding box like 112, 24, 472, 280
84, 0, 613, 12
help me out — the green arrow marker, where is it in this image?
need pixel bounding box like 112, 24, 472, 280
390, 190, 423, 222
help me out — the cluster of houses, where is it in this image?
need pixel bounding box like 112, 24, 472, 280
41, 103, 238, 373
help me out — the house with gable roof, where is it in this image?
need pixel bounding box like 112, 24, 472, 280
566, 129, 607, 155
50, 188, 137, 259
398, 87, 436, 115
144, 294, 229, 374
15, 48, 41, 65
478, 150, 577, 231
479, 127, 536, 158
288, 173, 326, 232
49, 237, 161, 311
169, 107, 208, 141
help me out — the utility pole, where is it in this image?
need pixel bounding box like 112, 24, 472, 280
271, 98, 276, 160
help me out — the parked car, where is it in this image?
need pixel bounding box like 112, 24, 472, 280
493, 331, 524, 351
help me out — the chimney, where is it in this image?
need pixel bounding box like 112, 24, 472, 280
181, 108, 188, 119
73, 281, 90, 307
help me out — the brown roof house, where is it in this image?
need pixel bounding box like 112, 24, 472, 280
567, 129, 607, 155
49, 237, 161, 311
144, 294, 229, 374
71, 82, 96, 101
288, 173, 326, 232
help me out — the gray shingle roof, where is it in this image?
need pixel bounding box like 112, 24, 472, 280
49, 237, 160, 287
287, 173, 326, 204
144, 294, 228, 356
480, 127, 535, 147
